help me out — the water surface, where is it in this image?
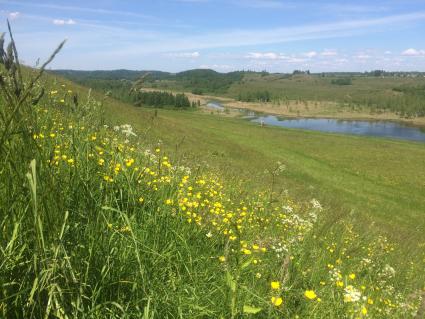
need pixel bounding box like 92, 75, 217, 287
251, 115, 425, 143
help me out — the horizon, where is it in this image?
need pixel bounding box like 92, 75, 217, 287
1, 0, 425, 72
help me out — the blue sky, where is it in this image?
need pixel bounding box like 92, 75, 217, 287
1, 0, 425, 72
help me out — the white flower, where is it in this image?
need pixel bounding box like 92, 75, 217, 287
343, 285, 361, 303
310, 198, 323, 211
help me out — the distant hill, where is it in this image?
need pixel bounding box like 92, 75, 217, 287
51, 69, 172, 81
51, 68, 246, 95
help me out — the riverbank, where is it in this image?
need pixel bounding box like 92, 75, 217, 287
140, 88, 425, 127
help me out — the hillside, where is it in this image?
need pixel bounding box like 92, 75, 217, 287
1, 35, 425, 318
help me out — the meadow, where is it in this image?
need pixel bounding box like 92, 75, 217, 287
1, 31, 425, 318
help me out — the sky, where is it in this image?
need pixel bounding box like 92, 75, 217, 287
1, 0, 425, 72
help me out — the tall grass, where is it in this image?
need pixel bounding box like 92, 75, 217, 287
0, 27, 424, 318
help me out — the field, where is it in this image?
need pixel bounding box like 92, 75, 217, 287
2, 36, 425, 318
103, 99, 425, 245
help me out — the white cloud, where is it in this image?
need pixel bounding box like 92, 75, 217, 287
167, 51, 200, 58
8, 11, 20, 20
354, 54, 371, 59
303, 51, 317, 58
245, 52, 286, 60
321, 49, 338, 56
401, 48, 425, 56
53, 19, 76, 25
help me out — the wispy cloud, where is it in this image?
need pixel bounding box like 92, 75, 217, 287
53, 19, 76, 26
303, 51, 318, 58
0, 0, 159, 21
245, 52, 287, 60
8, 11, 19, 20
402, 48, 425, 56
107, 11, 425, 55
166, 51, 201, 58
321, 50, 338, 56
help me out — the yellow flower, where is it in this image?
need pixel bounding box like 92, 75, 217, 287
138, 197, 144, 203
336, 281, 344, 287
361, 307, 367, 315
349, 273, 356, 280
271, 296, 283, 307
219, 256, 226, 262
304, 290, 317, 300
367, 298, 374, 305
271, 281, 280, 290
243, 249, 252, 255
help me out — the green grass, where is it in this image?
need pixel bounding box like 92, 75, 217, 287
2, 34, 425, 318
102, 103, 425, 245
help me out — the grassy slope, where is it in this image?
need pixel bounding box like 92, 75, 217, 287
102, 101, 425, 247
3, 68, 422, 317
47, 72, 425, 248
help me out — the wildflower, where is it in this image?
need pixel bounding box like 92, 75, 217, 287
206, 232, 213, 238
304, 290, 317, 300
367, 298, 374, 305
343, 285, 361, 303
349, 273, 356, 280
165, 199, 173, 205
271, 296, 283, 307
361, 307, 368, 315
271, 281, 280, 290
138, 197, 144, 204
219, 256, 226, 262
255, 272, 262, 279
336, 281, 344, 287
103, 175, 113, 183
60, 99, 65, 103
243, 249, 252, 255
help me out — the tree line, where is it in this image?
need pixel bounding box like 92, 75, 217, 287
133, 91, 196, 108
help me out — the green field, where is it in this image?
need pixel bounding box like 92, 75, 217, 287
2, 38, 425, 318
103, 99, 425, 245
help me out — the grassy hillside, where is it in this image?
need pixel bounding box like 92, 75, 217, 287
2, 35, 425, 318
102, 102, 425, 244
